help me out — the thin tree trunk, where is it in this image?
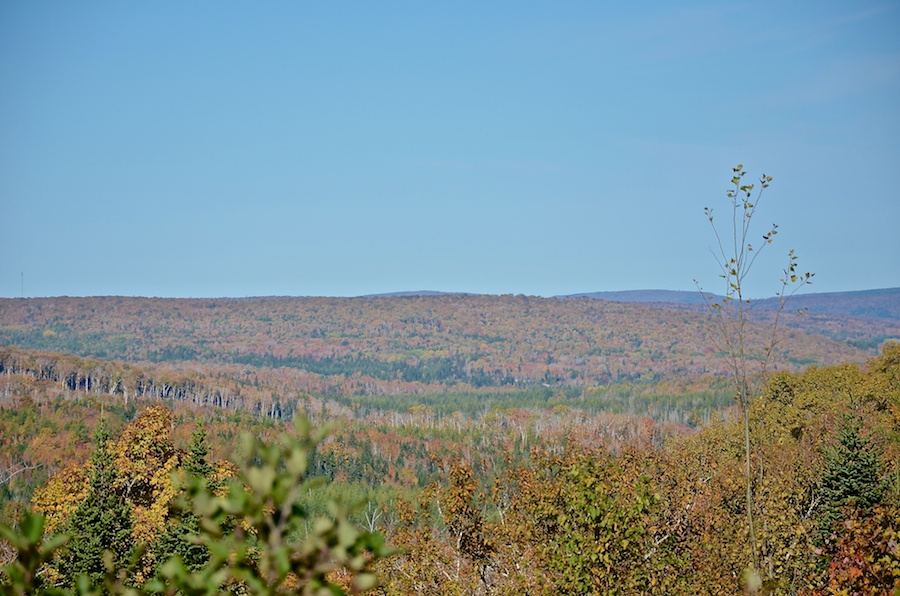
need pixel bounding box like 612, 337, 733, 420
744, 404, 757, 568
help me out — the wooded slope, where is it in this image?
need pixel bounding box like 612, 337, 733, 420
0, 295, 874, 397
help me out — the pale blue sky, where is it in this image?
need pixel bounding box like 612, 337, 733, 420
1, 2, 898, 299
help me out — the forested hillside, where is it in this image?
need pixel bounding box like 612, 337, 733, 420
0, 295, 877, 396
1, 343, 897, 594
1, 292, 898, 594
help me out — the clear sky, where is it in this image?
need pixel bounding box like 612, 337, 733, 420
1, 2, 898, 299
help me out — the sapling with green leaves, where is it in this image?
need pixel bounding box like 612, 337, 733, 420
696, 165, 813, 583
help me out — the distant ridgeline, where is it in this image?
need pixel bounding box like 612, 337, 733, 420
560, 287, 900, 320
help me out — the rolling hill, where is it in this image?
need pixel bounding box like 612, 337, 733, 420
0, 293, 882, 398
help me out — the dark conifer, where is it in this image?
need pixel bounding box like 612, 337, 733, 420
153, 423, 212, 575
184, 423, 213, 482
817, 415, 884, 544
57, 418, 135, 591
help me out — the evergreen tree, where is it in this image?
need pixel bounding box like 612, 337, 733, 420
56, 418, 135, 591
817, 415, 884, 545
153, 423, 212, 575
184, 423, 213, 482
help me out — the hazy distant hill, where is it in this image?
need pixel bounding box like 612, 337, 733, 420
753, 287, 900, 321
556, 287, 900, 351
562, 288, 900, 321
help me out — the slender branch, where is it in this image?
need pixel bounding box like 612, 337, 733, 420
0, 461, 40, 486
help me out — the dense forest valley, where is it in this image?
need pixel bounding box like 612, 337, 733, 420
1, 292, 899, 594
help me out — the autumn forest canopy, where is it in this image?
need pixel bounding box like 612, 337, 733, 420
0, 289, 899, 594
2, 0, 898, 591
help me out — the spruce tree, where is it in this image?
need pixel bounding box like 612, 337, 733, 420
57, 418, 135, 590
184, 423, 213, 481
153, 423, 212, 575
817, 415, 884, 544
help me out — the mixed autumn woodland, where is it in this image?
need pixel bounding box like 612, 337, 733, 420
0, 289, 898, 594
